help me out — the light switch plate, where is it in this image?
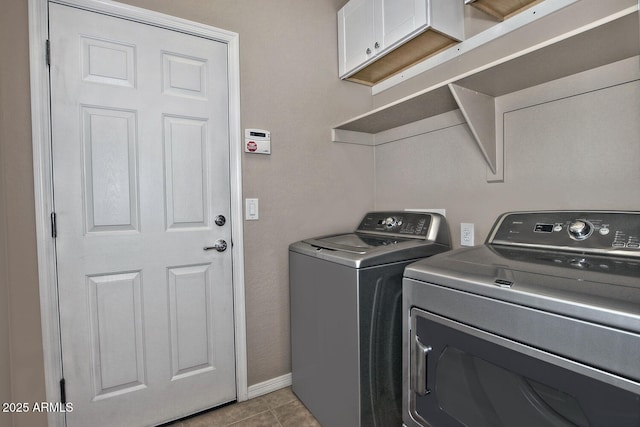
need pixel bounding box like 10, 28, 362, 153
245, 198, 259, 220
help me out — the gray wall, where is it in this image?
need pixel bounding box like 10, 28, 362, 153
1, 1, 48, 427
0, 111, 12, 427
375, 65, 640, 244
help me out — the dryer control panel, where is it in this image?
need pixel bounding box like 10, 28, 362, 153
489, 211, 640, 256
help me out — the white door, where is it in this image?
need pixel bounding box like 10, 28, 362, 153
49, 3, 236, 426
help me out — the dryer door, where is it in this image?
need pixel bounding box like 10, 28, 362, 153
407, 308, 640, 427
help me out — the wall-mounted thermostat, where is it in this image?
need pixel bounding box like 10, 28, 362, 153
244, 129, 271, 154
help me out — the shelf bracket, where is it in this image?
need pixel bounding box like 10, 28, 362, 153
331, 128, 375, 146
448, 83, 504, 182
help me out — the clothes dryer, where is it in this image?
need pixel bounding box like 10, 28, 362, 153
403, 211, 640, 427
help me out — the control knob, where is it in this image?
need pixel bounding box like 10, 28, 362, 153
384, 216, 401, 229
568, 220, 593, 241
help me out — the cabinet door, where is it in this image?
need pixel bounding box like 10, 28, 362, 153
338, 0, 375, 77
376, 0, 427, 50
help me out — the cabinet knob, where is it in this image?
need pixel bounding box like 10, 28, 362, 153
366, 47, 372, 55
374, 42, 380, 49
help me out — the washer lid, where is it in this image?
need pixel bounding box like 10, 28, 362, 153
293, 233, 449, 268
302, 233, 406, 254
290, 211, 451, 268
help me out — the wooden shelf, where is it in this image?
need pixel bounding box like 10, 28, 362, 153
468, 0, 545, 21
346, 30, 460, 86
332, 7, 639, 182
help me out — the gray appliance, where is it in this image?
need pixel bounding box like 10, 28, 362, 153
290, 211, 451, 427
403, 211, 640, 427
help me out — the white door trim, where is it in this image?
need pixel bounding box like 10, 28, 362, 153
28, 1, 247, 425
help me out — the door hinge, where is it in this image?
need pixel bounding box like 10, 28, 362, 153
46, 40, 51, 66
51, 212, 57, 238
59, 378, 66, 404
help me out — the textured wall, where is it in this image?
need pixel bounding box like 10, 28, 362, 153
0, 1, 48, 426
0, 67, 13, 427
375, 65, 640, 245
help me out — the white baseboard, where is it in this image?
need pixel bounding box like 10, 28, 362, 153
246, 372, 292, 400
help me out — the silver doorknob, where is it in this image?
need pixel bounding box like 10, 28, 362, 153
214, 215, 226, 226
204, 239, 227, 252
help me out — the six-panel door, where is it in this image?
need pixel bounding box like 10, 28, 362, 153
49, 4, 236, 426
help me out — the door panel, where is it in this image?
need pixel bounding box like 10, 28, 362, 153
163, 116, 209, 228
81, 36, 136, 87
49, 3, 236, 426
82, 106, 139, 232
88, 271, 146, 398
168, 264, 216, 379
162, 53, 208, 99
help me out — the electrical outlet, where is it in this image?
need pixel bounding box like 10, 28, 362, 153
461, 223, 475, 246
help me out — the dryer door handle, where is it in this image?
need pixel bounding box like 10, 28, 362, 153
411, 336, 432, 396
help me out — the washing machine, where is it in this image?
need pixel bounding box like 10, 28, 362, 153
289, 211, 451, 427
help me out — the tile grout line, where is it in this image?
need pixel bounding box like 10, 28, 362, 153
269, 396, 298, 427
270, 399, 291, 427
224, 408, 273, 427
271, 409, 285, 427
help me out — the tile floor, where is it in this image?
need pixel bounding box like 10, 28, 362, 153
169, 387, 321, 427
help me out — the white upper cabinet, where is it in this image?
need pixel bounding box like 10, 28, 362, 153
338, 0, 464, 85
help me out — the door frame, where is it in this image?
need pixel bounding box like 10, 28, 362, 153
28, 1, 247, 425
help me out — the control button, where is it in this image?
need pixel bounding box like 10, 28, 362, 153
568, 220, 593, 241
569, 258, 590, 269
599, 227, 610, 236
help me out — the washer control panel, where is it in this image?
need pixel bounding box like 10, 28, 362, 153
490, 211, 640, 256
356, 212, 434, 238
